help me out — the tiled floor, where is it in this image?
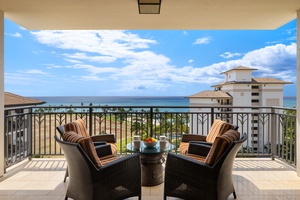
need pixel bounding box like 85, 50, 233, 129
0, 158, 300, 200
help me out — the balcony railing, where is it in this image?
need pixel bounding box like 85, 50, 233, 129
4, 105, 297, 170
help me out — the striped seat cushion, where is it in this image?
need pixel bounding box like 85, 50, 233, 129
185, 153, 206, 163
108, 143, 118, 155
179, 142, 189, 155
204, 129, 240, 166
63, 131, 103, 167
100, 154, 118, 165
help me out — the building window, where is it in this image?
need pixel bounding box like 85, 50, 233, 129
251, 92, 259, 96
252, 85, 259, 89
252, 99, 259, 103
16, 109, 24, 114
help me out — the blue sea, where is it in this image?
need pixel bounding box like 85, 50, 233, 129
32, 96, 297, 108
33, 96, 190, 107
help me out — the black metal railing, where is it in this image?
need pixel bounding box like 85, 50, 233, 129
4, 105, 297, 169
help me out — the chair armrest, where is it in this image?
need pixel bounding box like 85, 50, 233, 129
187, 143, 211, 156
165, 153, 218, 199
181, 134, 207, 142
189, 141, 213, 146
93, 141, 107, 146
233, 125, 239, 130
91, 134, 116, 143
165, 153, 214, 182
94, 153, 141, 197
95, 144, 113, 157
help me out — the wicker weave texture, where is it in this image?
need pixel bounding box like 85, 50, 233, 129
164, 133, 247, 200
55, 135, 141, 200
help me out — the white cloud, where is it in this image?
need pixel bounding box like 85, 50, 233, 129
22, 69, 49, 75
19, 26, 27, 31
285, 28, 296, 35
4, 72, 51, 86
7, 32, 22, 37
72, 63, 118, 75
120, 79, 170, 91
243, 43, 296, 69
287, 36, 296, 41
31, 30, 157, 55
63, 52, 116, 63
78, 75, 107, 81
64, 59, 83, 64
220, 52, 241, 59
193, 37, 211, 45
188, 59, 194, 63
29, 30, 296, 92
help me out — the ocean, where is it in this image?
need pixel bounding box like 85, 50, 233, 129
32, 96, 297, 108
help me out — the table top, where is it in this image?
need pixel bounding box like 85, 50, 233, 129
126, 141, 175, 154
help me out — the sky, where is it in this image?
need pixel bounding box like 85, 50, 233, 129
4, 18, 297, 97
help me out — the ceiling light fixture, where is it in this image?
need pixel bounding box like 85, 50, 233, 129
138, 0, 161, 14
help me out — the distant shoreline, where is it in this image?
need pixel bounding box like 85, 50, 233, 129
30, 96, 296, 108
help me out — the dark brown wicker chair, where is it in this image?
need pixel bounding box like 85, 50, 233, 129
56, 119, 118, 182
179, 119, 238, 154
55, 135, 141, 200
164, 132, 247, 200
56, 119, 117, 154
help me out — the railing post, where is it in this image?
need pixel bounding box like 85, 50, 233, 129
89, 106, 93, 136
28, 108, 32, 160
271, 108, 276, 160
211, 107, 214, 125
150, 107, 153, 137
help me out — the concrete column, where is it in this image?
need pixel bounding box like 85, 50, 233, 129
297, 10, 300, 176
0, 10, 4, 176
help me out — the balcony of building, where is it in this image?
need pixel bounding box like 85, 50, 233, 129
1, 105, 297, 199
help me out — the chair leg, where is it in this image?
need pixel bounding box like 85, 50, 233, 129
64, 167, 69, 182
233, 189, 237, 199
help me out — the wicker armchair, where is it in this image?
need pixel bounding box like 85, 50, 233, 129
55, 135, 141, 200
179, 119, 238, 154
56, 119, 118, 182
164, 131, 247, 200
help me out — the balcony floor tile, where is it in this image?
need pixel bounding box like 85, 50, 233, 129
0, 157, 299, 200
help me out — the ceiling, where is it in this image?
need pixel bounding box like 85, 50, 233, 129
0, 0, 299, 30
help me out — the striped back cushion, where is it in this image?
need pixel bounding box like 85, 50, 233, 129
206, 119, 234, 143
63, 131, 102, 167
64, 119, 90, 138
63, 131, 85, 143
204, 129, 240, 166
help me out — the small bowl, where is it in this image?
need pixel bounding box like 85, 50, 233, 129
143, 141, 158, 148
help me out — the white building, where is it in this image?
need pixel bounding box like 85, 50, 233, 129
187, 66, 292, 152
